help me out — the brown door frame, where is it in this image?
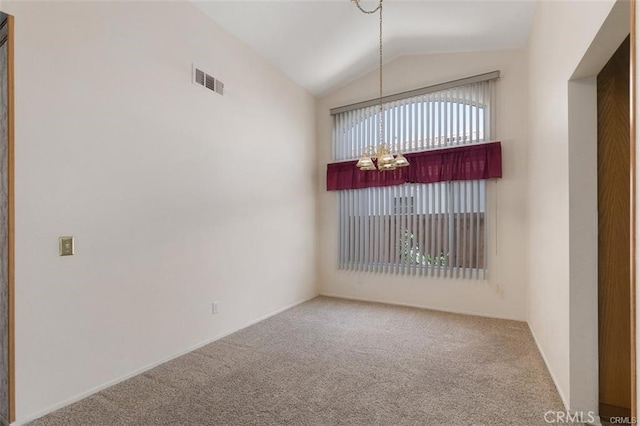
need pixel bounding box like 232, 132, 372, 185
8, 13, 13, 422
2, 12, 15, 425
631, 0, 637, 421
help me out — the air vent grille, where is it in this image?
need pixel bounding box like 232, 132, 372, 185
193, 65, 224, 96
195, 69, 205, 86
205, 75, 215, 91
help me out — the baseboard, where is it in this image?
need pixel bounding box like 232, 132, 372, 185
319, 292, 523, 321
244, 296, 316, 327
15, 293, 318, 426
527, 322, 570, 411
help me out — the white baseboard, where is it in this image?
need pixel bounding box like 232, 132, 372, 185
15, 294, 318, 426
319, 292, 523, 321
244, 296, 316, 327
527, 322, 570, 411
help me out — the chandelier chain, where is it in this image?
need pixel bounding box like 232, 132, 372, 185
378, 0, 383, 147
352, 0, 381, 14
353, 0, 408, 171
353, 0, 383, 147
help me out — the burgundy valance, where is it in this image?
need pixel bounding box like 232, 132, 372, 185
326, 141, 502, 191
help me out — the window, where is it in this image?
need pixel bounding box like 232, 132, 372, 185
333, 78, 496, 279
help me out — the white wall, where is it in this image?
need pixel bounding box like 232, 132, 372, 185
527, 0, 620, 412
567, 76, 599, 415
316, 50, 529, 321
1, 1, 317, 422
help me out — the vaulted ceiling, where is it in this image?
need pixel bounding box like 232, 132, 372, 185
193, 0, 537, 96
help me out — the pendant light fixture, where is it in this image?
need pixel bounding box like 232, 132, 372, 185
352, 0, 409, 172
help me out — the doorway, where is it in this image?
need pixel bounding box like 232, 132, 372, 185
597, 35, 633, 421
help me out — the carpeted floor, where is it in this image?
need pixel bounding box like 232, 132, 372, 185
29, 296, 566, 425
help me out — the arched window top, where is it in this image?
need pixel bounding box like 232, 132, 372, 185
333, 80, 496, 161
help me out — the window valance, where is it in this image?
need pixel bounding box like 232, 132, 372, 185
326, 141, 502, 191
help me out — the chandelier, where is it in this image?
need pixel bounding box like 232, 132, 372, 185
352, 0, 409, 172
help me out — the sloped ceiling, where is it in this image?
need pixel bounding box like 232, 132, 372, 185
193, 0, 536, 95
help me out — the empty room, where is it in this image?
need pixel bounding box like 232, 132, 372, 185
0, 0, 637, 425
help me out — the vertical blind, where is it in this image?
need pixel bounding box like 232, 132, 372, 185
333, 78, 497, 279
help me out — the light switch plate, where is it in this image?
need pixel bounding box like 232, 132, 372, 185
59, 236, 74, 256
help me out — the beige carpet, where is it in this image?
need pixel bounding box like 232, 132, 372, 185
29, 296, 566, 425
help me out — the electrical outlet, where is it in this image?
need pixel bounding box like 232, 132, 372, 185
212, 301, 219, 315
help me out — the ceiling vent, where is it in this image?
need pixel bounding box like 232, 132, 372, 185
193, 65, 224, 96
